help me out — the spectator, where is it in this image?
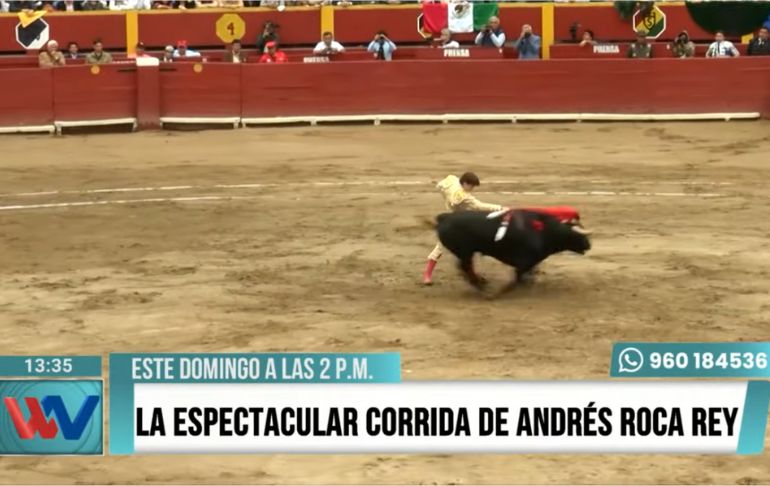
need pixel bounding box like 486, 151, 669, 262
129, 42, 152, 59
579, 30, 596, 47
313, 31, 345, 55
367, 31, 397, 60
174, 0, 197, 8
671, 30, 694, 58
706, 31, 740, 57
39, 40, 65, 67
258, 40, 288, 63
152, 0, 174, 8
162, 45, 174, 62
627, 30, 652, 58
474, 16, 505, 48
86, 39, 113, 64
54, 0, 81, 11
435, 28, 459, 49
173, 40, 201, 58
81, 0, 107, 10
109, 0, 151, 8
747, 26, 770, 56
9, 1, 36, 11
223, 39, 247, 63
66, 41, 80, 60
219, 0, 244, 6
256, 20, 279, 54
514, 24, 541, 59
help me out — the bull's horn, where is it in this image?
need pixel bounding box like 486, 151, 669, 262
572, 225, 593, 236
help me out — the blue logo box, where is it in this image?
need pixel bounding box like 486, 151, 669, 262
0, 380, 103, 455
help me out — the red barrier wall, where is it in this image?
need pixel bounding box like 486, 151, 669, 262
160, 62, 241, 118
239, 58, 770, 118
1, 58, 769, 130
136, 63, 160, 129
52, 64, 136, 121
0, 68, 53, 127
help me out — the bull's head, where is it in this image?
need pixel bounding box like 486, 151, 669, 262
564, 219, 592, 254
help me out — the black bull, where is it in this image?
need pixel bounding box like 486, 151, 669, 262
435, 209, 592, 289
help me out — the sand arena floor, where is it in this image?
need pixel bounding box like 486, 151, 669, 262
0, 122, 769, 484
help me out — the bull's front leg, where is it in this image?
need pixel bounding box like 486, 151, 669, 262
515, 257, 544, 284
499, 259, 542, 296
516, 266, 539, 284
458, 256, 487, 290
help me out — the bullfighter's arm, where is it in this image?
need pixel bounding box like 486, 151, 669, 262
462, 194, 503, 212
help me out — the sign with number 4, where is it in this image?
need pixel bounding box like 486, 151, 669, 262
216, 13, 246, 44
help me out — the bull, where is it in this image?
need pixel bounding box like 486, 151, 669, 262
435, 208, 591, 291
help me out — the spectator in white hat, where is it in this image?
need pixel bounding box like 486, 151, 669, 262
162, 45, 174, 62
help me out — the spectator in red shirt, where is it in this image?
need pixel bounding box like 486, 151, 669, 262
259, 41, 288, 63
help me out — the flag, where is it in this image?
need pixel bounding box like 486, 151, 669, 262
422, 2, 499, 35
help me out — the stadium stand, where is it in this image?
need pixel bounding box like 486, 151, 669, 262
0, 2, 768, 132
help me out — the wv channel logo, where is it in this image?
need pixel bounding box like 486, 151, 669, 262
0, 380, 103, 455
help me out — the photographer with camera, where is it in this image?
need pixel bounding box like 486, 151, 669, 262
474, 16, 505, 49
514, 24, 541, 59
367, 31, 397, 61
256, 20, 279, 54
671, 30, 694, 58
313, 31, 345, 56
